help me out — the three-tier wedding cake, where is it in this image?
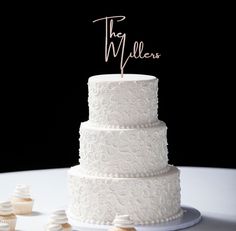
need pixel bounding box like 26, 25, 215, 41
68, 74, 183, 225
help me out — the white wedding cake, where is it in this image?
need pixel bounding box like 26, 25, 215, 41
68, 74, 183, 225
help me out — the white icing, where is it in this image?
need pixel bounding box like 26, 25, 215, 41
88, 120, 159, 129
88, 74, 158, 127
89, 74, 155, 82
68, 166, 181, 225
0, 223, 10, 231
79, 121, 168, 176
68, 74, 182, 225
13, 184, 31, 199
50, 210, 68, 224
113, 215, 134, 228
46, 224, 63, 231
0, 201, 13, 216
78, 165, 170, 178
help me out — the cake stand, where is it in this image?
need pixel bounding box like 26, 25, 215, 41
68, 206, 201, 231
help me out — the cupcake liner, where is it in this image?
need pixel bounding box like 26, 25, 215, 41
11, 200, 33, 215
62, 223, 72, 231
109, 228, 136, 231
46, 223, 72, 231
0, 218, 17, 231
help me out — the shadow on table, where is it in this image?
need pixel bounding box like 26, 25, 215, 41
17, 211, 43, 217
190, 215, 236, 231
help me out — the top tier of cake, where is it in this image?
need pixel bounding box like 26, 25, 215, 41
88, 74, 158, 127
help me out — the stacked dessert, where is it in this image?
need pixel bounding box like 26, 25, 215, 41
109, 215, 136, 231
68, 74, 182, 225
11, 185, 33, 215
0, 201, 16, 230
47, 210, 72, 231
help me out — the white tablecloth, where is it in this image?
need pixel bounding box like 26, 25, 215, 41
0, 167, 235, 230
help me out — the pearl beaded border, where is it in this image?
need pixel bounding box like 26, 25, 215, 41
87, 120, 161, 130
79, 166, 170, 178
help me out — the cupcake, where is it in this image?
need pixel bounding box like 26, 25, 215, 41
0, 222, 10, 231
11, 184, 33, 215
109, 215, 136, 231
0, 201, 17, 231
46, 224, 63, 231
48, 210, 72, 231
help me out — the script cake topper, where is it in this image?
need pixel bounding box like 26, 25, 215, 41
93, 15, 161, 78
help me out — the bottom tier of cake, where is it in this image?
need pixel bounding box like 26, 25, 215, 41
68, 165, 182, 225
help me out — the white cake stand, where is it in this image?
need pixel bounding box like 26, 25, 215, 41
68, 206, 201, 231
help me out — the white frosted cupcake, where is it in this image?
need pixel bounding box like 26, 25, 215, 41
0, 201, 17, 231
11, 184, 33, 215
109, 215, 136, 231
46, 224, 63, 231
48, 210, 72, 231
0, 222, 10, 231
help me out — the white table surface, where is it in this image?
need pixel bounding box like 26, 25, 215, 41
0, 167, 235, 231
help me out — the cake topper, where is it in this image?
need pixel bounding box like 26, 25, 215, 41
93, 16, 161, 78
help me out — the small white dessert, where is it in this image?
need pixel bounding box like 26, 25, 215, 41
46, 224, 63, 231
109, 215, 136, 231
0, 201, 17, 231
11, 184, 33, 215
0, 222, 10, 231
48, 210, 72, 231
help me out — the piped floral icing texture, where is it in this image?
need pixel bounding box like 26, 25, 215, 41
68, 166, 182, 225
79, 121, 168, 176
68, 74, 182, 225
88, 74, 158, 127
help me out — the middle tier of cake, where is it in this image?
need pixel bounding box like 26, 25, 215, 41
79, 121, 169, 177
